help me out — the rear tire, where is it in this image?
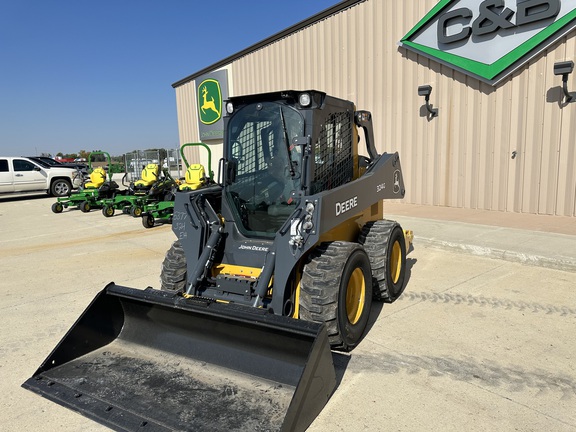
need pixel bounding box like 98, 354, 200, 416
300, 241, 373, 351
50, 179, 72, 197
160, 240, 187, 292
359, 220, 407, 302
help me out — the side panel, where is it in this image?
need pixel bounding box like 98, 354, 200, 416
12, 158, 48, 192
268, 152, 405, 314
317, 152, 405, 233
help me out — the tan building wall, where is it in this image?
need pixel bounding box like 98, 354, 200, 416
174, 0, 576, 217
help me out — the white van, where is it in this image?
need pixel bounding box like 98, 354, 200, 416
0, 157, 83, 197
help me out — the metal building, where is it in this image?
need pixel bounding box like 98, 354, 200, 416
172, 0, 576, 217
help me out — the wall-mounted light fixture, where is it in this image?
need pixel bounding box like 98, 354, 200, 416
418, 85, 438, 117
554, 61, 575, 103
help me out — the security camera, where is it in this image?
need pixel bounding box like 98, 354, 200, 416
418, 85, 432, 97
554, 61, 574, 76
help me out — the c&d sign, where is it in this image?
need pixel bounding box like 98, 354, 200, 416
400, 0, 576, 85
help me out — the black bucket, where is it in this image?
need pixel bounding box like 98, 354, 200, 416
22, 284, 336, 432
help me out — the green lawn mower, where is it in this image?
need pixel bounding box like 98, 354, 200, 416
51, 152, 120, 213
140, 143, 214, 228
99, 163, 161, 218
139, 169, 180, 228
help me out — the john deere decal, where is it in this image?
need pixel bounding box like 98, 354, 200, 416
197, 79, 222, 125
400, 0, 576, 85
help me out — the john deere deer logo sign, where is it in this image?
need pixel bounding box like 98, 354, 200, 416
197, 79, 222, 125
194, 70, 229, 140
400, 0, 576, 85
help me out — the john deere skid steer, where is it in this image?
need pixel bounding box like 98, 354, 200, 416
23, 90, 411, 431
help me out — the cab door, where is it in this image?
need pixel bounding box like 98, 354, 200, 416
0, 159, 15, 193
12, 158, 47, 192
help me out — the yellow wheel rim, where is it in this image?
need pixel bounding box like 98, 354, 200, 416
346, 268, 366, 325
390, 240, 402, 284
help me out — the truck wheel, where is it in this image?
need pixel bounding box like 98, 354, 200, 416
160, 240, 187, 292
51, 202, 63, 213
50, 179, 72, 197
80, 201, 91, 213
300, 241, 373, 351
102, 205, 115, 217
359, 220, 406, 302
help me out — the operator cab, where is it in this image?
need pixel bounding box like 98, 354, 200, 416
225, 100, 304, 238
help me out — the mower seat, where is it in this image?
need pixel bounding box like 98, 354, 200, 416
134, 164, 159, 188
179, 164, 206, 191
83, 167, 107, 189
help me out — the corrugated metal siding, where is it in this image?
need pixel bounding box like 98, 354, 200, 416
175, 81, 200, 164
175, 0, 576, 216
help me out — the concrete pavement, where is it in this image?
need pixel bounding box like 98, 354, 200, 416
384, 202, 576, 273
1, 195, 575, 431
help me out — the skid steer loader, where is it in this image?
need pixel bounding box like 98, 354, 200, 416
23, 90, 411, 432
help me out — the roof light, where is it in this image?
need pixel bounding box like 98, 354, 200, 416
299, 93, 311, 107
226, 102, 234, 114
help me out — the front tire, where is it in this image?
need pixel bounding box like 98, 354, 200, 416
359, 220, 407, 302
79, 201, 91, 213
51, 202, 63, 213
131, 206, 143, 217
102, 205, 115, 217
142, 214, 155, 228
300, 241, 373, 351
160, 240, 187, 292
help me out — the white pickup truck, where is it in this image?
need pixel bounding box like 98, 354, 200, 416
0, 157, 83, 197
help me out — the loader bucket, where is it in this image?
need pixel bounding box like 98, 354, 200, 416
22, 284, 336, 432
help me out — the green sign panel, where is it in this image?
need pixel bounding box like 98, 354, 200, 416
195, 70, 229, 140
197, 79, 222, 125
400, 0, 576, 85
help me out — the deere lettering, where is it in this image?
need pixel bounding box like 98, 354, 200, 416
336, 196, 358, 216
439, 0, 561, 44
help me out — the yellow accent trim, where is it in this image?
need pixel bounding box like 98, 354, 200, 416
211, 263, 262, 278
292, 272, 302, 319
403, 229, 414, 251
390, 241, 402, 284
346, 267, 366, 325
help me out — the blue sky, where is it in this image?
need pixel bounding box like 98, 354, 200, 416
0, 0, 338, 157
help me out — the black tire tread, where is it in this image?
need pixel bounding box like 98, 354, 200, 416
160, 240, 187, 292
359, 219, 405, 302
300, 241, 367, 350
